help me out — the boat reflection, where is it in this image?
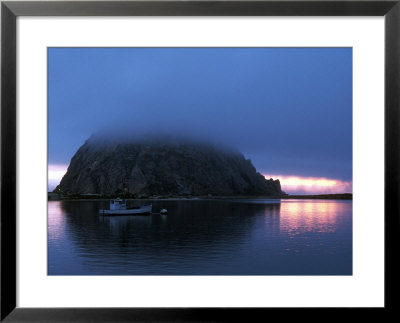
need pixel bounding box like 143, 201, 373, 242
100, 214, 153, 233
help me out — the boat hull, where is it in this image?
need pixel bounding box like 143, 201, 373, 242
99, 204, 152, 216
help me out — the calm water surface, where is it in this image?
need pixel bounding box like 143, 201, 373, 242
48, 199, 352, 275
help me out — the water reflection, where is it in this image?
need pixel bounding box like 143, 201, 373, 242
101, 214, 153, 233
280, 200, 348, 233
48, 201, 67, 242
48, 199, 352, 275
55, 200, 281, 253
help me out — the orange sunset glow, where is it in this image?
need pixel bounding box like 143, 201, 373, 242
263, 174, 352, 195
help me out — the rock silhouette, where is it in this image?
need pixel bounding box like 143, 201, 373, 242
55, 134, 283, 197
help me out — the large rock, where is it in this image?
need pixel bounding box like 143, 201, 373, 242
55, 134, 283, 197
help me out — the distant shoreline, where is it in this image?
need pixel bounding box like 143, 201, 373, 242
48, 193, 352, 201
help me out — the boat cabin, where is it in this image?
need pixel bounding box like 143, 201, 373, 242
110, 198, 126, 210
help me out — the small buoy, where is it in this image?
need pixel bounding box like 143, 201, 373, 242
160, 208, 168, 215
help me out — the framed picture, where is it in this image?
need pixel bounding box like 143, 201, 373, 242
1, 0, 399, 321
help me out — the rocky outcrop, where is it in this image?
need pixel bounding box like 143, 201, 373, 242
55, 134, 283, 197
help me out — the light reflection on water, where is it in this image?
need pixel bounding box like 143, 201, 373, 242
48, 199, 352, 275
48, 202, 67, 242
280, 200, 345, 234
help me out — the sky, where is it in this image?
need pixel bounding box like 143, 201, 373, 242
48, 47, 352, 194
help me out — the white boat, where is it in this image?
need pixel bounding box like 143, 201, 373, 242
99, 198, 152, 215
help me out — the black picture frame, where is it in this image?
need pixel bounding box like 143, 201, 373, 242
1, 0, 399, 321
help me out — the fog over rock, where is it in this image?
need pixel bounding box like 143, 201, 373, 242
55, 134, 283, 197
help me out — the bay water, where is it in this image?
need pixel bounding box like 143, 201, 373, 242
48, 199, 352, 275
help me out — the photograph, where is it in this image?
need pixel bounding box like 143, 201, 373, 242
47, 47, 353, 276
